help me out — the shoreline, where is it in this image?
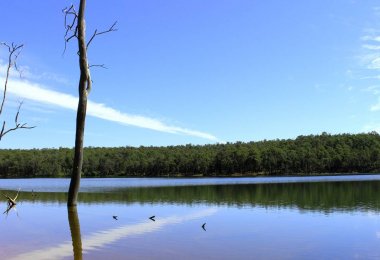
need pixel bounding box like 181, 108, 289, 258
1, 172, 379, 179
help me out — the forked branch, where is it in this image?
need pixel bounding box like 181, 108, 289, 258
0, 101, 35, 141
88, 64, 108, 69
62, 4, 117, 60
0, 43, 34, 141
2, 188, 20, 207
62, 5, 79, 54
0, 42, 23, 115
87, 21, 117, 49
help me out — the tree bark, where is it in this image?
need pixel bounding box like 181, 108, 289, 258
68, 0, 90, 207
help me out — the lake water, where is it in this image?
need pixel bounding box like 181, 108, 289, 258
1, 175, 380, 259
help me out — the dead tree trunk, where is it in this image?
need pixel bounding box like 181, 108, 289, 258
64, 0, 116, 207
67, 0, 90, 207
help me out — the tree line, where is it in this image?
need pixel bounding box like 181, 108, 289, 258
1, 132, 380, 178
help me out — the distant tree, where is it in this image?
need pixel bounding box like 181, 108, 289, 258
0, 42, 34, 140
63, 0, 116, 206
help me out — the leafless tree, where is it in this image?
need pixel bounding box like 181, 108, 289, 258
63, 0, 116, 207
0, 42, 34, 141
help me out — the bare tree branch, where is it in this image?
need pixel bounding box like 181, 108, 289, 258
0, 43, 34, 141
2, 188, 21, 216
0, 101, 35, 141
2, 188, 20, 207
0, 42, 23, 115
88, 64, 108, 69
62, 5, 79, 55
86, 21, 117, 49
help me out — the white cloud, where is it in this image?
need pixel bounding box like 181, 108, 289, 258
362, 44, 380, 50
359, 29, 380, 111
360, 75, 380, 80
361, 35, 380, 42
358, 53, 380, 70
360, 32, 380, 72
371, 103, 380, 111
21, 67, 72, 86
0, 56, 71, 86
1, 78, 220, 142
368, 57, 380, 70
358, 10, 380, 117
364, 85, 380, 95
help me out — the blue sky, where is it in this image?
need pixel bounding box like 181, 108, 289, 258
0, 0, 380, 148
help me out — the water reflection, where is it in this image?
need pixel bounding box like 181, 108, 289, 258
3, 203, 17, 216
2, 177, 380, 259
11, 208, 217, 259
7, 180, 380, 213
68, 207, 82, 260
1, 175, 380, 192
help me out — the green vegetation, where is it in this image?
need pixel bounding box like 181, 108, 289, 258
1, 132, 380, 178
9, 180, 380, 213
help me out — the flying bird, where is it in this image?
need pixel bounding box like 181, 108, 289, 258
149, 215, 155, 221
113, 216, 118, 220
202, 223, 206, 231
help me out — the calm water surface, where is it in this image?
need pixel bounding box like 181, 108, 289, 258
0, 175, 380, 259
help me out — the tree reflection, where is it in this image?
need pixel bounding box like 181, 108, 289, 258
3, 203, 17, 216
16, 179, 380, 213
68, 206, 82, 260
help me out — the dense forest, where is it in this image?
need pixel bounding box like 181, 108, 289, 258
1, 132, 380, 178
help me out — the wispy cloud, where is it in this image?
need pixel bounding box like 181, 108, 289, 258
371, 101, 380, 111
358, 53, 380, 70
362, 44, 380, 50
360, 28, 380, 71
1, 78, 220, 142
359, 20, 380, 113
368, 57, 380, 70
363, 85, 380, 95
21, 67, 72, 86
361, 35, 380, 42
360, 75, 380, 80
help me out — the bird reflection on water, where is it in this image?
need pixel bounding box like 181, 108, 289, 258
202, 223, 206, 231
9, 207, 217, 259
